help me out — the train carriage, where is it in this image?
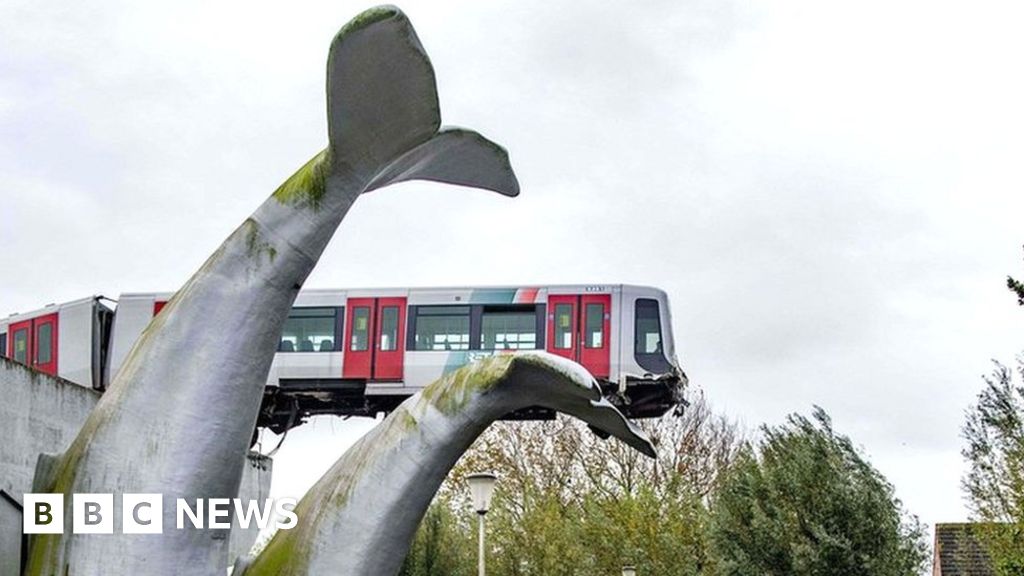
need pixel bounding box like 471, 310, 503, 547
2, 284, 686, 431
0, 296, 114, 388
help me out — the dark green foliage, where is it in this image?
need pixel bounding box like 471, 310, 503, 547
1010, 245, 1024, 306
709, 407, 928, 576
962, 358, 1024, 574
398, 497, 474, 576
1010, 277, 1024, 307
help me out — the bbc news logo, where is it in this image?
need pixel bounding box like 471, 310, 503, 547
23, 494, 297, 534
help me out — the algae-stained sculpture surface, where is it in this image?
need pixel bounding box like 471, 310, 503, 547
26, 6, 520, 575
234, 353, 656, 576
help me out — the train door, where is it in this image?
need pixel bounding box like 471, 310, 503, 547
8, 320, 31, 366
343, 297, 407, 382
33, 314, 58, 376
374, 297, 406, 381
8, 313, 58, 376
547, 295, 577, 364
546, 294, 611, 379
580, 294, 611, 378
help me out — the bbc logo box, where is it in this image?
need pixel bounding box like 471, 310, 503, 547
23, 493, 163, 534
23, 494, 63, 534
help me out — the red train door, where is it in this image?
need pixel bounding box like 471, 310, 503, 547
33, 313, 59, 376
343, 298, 375, 379
547, 295, 578, 363
374, 297, 406, 381
546, 294, 611, 379
579, 294, 611, 379
343, 297, 407, 382
8, 313, 59, 376
8, 319, 32, 366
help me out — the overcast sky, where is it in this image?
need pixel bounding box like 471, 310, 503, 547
3, 0, 1023, 536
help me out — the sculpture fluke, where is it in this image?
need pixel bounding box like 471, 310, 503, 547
324, 6, 518, 196
26, 6, 517, 575
235, 353, 655, 576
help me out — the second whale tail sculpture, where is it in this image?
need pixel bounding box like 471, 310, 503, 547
235, 352, 656, 576
26, 6, 519, 575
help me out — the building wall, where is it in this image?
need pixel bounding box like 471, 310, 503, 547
0, 357, 272, 574
1, 493, 23, 576
0, 358, 99, 500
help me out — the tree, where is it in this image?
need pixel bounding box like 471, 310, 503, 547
398, 496, 474, 576
961, 357, 1024, 574
400, 394, 742, 575
709, 407, 928, 576
1010, 245, 1024, 306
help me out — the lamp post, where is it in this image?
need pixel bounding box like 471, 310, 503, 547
467, 472, 498, 576
622, 565, 637, 576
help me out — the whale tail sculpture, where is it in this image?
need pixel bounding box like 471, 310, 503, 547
327, 7, 519, 196
26, 6, 521, 576
234, 353, 655, 576
318, 5, 520, 200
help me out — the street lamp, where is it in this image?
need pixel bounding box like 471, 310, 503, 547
467, 472, 498, 576
622, 565, 637, 576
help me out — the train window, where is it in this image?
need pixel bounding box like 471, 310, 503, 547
36, 323, 53, 364
13, 328, 28, 364
280, 307, 338, 353
0, 333, 6, 358
481, 307, 537, 350
584, 303, 605, 348
554, 304, 573, 349
634, 299, 663, 355
380, 306, 399, 351
414, 306, 470, 351
350, 307, 371, 352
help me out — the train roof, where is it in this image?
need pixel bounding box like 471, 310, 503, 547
1, 284, 671, 329
117, 283, 668, 298
1, 295, 107, 327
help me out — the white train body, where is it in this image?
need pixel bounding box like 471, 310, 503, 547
0, 296, 114, 389
2, 284, 685, 427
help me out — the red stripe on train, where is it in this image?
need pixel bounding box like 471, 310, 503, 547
514, 287, 539, 304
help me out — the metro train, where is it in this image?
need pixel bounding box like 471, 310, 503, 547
1, 284, 686, 432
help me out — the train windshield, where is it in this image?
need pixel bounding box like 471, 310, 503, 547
634, 299, 671, 373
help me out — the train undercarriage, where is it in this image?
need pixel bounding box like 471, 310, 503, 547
256, 369, 688, 435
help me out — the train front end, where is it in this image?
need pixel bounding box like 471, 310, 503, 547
611, 285, 688, 418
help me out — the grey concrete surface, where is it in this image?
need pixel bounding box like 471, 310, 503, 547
0, 358, 99, 503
